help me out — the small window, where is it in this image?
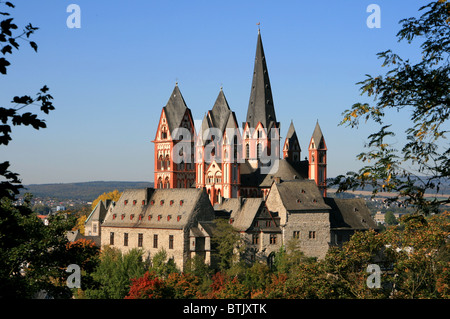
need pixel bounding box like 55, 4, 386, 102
293, 231, 300, 239
266, 220, 271, 227
110, 232, 114, 245
153, 234, 158, 248
160, 200, 164, 205
177, 215, 181, 222
252, 234, 259, 245
124, 233, 128, 246
229, 218, 234, 224
142, 200, 146, 205
112, 214, 117, 220
167, 215, 172, 221
270, 234, 277, 244
169, 235, 174, 249
148, 215, 152, 221
150, 200, 155, 205
124, 200, 128, 205
309, 231, 316, 239
138, 233, 143, 247
133, 200, 137, 205
121, 214, 125, 220
139, 214, 143, 220
180, 200, 183, 206
130, 214, 134, 220
158, 215, 162, 221
170, 200, 174, 206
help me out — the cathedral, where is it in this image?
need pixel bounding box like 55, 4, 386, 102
152, 29, 328, 204
93, 30, 377, 268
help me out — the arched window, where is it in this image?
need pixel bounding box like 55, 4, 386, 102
158, 155, 163, 170
164, 177, 170, 189
246, 143, 250, 159
158, 177, 163, 189
165, 154, 170, 170
233, 135, 238, 161
257, 143, 262, 159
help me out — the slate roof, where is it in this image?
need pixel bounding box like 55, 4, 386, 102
214, 197, 266, 232
245, 30, 279, 131
198, 89, 238, 146
272, 180, 331, 212
285, 121, 301, 152
324, 197, 378, 230
240, 158, 306, 188
163, 85, 189, 133
311, 121, 325, 148
85, 199, 110, 225
102, 188, 214, 229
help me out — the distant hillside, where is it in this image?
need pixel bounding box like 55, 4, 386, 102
20, 181, 154, 202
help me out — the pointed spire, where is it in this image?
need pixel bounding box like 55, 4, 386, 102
246, 30, 277, 130
164, 84, 188, 131
311, 121, 325, 149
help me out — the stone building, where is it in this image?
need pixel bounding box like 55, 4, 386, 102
265, 180, 332, 260
91, 29, 377, 266
100, 187, 215, 270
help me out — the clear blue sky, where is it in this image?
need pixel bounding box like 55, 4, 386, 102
1, 0, 430, 184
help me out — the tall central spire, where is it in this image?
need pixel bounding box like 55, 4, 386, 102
246, 30, 277, 130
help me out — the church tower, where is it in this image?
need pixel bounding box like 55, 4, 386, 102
308, 121, 327, 197
152, 84, 195, 189
196, 88, 241, 205
243, 29, 280, 170
283, 121, 301, 163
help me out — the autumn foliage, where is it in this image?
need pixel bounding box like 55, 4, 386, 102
124, 212, 450, 299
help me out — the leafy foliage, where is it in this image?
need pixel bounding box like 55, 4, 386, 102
333, 1, 450, 214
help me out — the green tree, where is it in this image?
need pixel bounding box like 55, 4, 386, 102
333, 1, 450, 214
211, 218, 245, 271
0, 197, 78, 298
85, 247, 149, 299
384, 211, 399, 225
149, 248, 179, 278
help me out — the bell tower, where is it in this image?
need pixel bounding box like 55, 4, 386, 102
308, 121, 327, 197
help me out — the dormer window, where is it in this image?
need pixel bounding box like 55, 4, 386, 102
130, 214, 134, 220
142, 200, 145, 205
113, 214, 117, 220
170, 200, 174, 206
158, 215, 162, 221
180, 200, 183, 206
167, 215, 172, 221
177, 215, 181, 222
160, 200, 164, 205
124, 200, 128, 205
133, 200, 137, 205
121, 214, 125, 220
150, 200, 155, 205
148, 215, 152, 221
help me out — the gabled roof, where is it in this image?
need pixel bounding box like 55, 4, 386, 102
245, 30, 278, 130
85, 199, 110, 225
271, 180, 331, 212
240, 158, 306, 188
310, 121, 325, 149
198, 89, 238, 146
284, 121, 301, 152
102, 188, 214, 229
163, 85, 189, 133
214, 197, 266, 232
324, 198, 378, 230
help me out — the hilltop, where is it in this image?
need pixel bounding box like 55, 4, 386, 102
20, 181, 154, 202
